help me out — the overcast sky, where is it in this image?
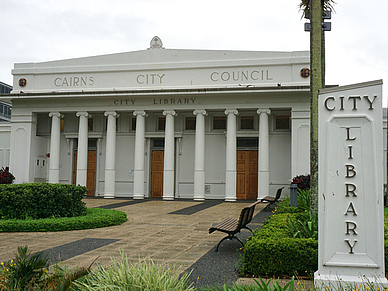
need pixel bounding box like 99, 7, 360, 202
1, 0, 387, 103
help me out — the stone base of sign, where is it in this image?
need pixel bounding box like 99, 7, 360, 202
315, 271, 388, 289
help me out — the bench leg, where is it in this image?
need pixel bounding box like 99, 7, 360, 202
215, 234, 244, 252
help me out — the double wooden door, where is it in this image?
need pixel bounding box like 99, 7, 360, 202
236, 150, 258, 200
74, 150, 96, 196
151, 150, 164, 198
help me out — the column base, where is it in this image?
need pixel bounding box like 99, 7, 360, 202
133, 194, 145, 200
48, 169, 60, 184
193, 198, 205, 201
163, 196, 174, 201
104, 194, 115, 199
225, 198, 237, 202
314, 272, 388, 289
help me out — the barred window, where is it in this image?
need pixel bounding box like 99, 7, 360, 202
240, 116, 254, 130
185, 117, 196, 130
213, 116, 226, 130
158, 117, 166, 131
275, 115, 290, 130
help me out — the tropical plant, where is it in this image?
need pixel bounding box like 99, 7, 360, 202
73, 252, 195, 291
297, 189, 311, 212
0, 246, 49, 290
198, 277, 295, 291
286, 211, 318, 240
291, 174, 310, 190
0, 167, 15, 184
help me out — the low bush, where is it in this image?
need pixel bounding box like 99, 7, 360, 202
0, 183, 87, 220
0, 246, 90, 290
0, 208, 127, 232
73, 252, 195, 291
241, 212, 318, 277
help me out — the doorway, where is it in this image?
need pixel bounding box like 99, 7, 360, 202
74, 150, 96, 196
236, 150, 258, 200
151, 150, 164, 198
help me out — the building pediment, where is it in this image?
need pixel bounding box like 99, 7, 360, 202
11, 37, 310, 94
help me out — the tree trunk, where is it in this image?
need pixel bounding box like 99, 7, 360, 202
310, 0, 323, 214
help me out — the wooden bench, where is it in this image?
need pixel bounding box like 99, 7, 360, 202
259, 187, 284, 210
209, 201, 260, 252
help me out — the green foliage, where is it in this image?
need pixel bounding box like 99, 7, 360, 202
242, 236, 318, 277
0, 208, 127, 232
73, 252, 195, 291
296, 189, 311, 212
0, 246, 90, 291
198, 277, 295, 291
0, 246, 49, 290
242, 212, 317, 277
0, 183, 87, 220
285, 211, 318, 240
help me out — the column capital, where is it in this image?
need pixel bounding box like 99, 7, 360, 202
104, 111, 119, 118
193, 109, 207, 116
76, 111, 91, 118
224, 109, 239, 116
49, 112, 63, 118
133, 110, 148, 117
257, 108, 271, 115
163, 110, 177, 117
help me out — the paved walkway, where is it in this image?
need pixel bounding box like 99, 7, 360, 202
0, 198, 267, 275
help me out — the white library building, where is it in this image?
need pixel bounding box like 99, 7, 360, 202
1, 37, 321, 200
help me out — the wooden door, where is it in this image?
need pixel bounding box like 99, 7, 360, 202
236, 150, 258, 200
151, 151, 164, 198
74, 150, 96, 196
151, 150, 164, 198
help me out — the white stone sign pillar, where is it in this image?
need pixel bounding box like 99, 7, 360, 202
316, 80, 387, 287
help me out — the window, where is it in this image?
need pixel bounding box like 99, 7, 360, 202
158, 117, 166, 131
132, 117, 137, 131
60, 118, 64, 131
88, 118, 93, 131
213, 116, 226, 130
275, 115, 290, 130
185, 117, 196, 130
240, 116, 254, 130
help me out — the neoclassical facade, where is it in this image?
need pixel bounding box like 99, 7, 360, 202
2, 37, 314, 200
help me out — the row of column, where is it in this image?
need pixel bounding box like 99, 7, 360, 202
48, 108, 271, 200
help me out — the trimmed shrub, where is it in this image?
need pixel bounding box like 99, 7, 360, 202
0, 183, 87, 220
0, 208, 127, 232
242, 212, 318, 277
242, 236, 318, 277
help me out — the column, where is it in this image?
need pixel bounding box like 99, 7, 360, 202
163, 110, 177, 200
104, 111, 118, 199
76, 111, 89, 187
224, 109, 238, 201
48, 112, 63, 183
133, 110, 147, 199
257, 109, 271, 200
193, 109, 207, 200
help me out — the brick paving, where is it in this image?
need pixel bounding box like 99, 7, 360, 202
0, 198, 266, 272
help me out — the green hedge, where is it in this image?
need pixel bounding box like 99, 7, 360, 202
241, 212, 318, 277
243, 199, 388, 277
0, 183, 87, 219
0, 207, 128, 232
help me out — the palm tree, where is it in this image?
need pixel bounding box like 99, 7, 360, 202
299, 0, 335, 214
